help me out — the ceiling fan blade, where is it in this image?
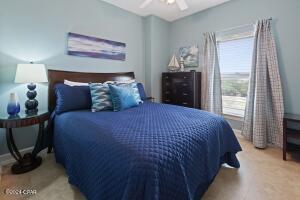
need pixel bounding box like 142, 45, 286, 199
140, 0, 153, 8
176, 0, 188, 11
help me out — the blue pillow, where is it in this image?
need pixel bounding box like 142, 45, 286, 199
137, 83, 147, 100
109, 84, 139, 111
115, 82, 143, 104
55, 84, 91, 114
89, 83, 113, 111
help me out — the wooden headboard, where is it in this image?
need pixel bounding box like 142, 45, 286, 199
48, 70, 135, 112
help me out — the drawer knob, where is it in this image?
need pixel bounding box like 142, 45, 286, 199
184, 76, 187, 79
182, 93, 188, 96
182, 102, 188, 105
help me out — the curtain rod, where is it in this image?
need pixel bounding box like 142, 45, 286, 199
215, 18, 273, 34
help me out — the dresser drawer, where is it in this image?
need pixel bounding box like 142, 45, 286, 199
172, 72, 192, 78
181, 74, 192, 80
178, 91, 192, 99
177, 96, 194, 107
163, 73, 193, 81
180, 91, 189, 97
162, 90, 172, 103
181, 82, 191, 87
163, 74, 172, 80
164, 90, 171, 95
180, 101, 193, 107
177, 85, 193, 96
163, 99, 172, 104
163, 81, 172, 87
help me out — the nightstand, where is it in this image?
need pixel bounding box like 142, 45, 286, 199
0, 110, 50, 174
283, 113, 300, 161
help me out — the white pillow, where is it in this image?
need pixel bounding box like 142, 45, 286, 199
64, 79, 135, 86
64, 80, 89, 86
104, 79, 136, 84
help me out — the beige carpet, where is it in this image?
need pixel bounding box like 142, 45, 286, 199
1, 135, 300, 200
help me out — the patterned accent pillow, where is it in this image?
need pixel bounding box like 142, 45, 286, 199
115, 82, 143, 104
89, 83, 113, 112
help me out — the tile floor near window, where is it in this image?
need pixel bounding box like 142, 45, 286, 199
0, 133, 300, 200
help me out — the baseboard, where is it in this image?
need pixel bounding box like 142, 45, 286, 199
0, 147, 34, 167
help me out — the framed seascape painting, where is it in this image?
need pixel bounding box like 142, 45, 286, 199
67, 32, 126, 61
179, 45, 199, 67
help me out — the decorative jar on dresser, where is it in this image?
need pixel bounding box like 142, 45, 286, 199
162, 72, 201, 109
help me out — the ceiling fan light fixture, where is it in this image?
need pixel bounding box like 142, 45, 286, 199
167, 0, 176, 4
141, 0, 188, 10
161, 0, 176, 5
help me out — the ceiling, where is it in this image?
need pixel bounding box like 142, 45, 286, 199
100, 0, 231, 22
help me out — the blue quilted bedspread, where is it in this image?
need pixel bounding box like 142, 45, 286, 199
53, 102, 242, 200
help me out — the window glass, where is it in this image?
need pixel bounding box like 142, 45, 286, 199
218, 37, 254, 117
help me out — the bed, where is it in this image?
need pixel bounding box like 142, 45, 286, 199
48, 70, 242, 200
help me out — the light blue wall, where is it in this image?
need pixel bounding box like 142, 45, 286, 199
0, 0, 146, 155
170, 0, 300, 115
144, 16, 171, 101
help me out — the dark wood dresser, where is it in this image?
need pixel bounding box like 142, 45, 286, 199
162, 72, 201, 109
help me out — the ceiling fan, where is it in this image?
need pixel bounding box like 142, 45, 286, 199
140, 0, 188, 11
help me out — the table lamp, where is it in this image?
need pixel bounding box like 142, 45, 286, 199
15, 63, 48, 114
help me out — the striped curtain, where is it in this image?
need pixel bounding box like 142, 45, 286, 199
201, 33, 223, 115
242, 19, 284, 148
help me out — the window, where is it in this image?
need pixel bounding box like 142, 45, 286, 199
217, 29, 254, 117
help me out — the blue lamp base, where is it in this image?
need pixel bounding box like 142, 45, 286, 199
25, 83, 39, 114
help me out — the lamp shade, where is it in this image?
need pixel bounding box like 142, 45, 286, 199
15, 64, 48, 83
